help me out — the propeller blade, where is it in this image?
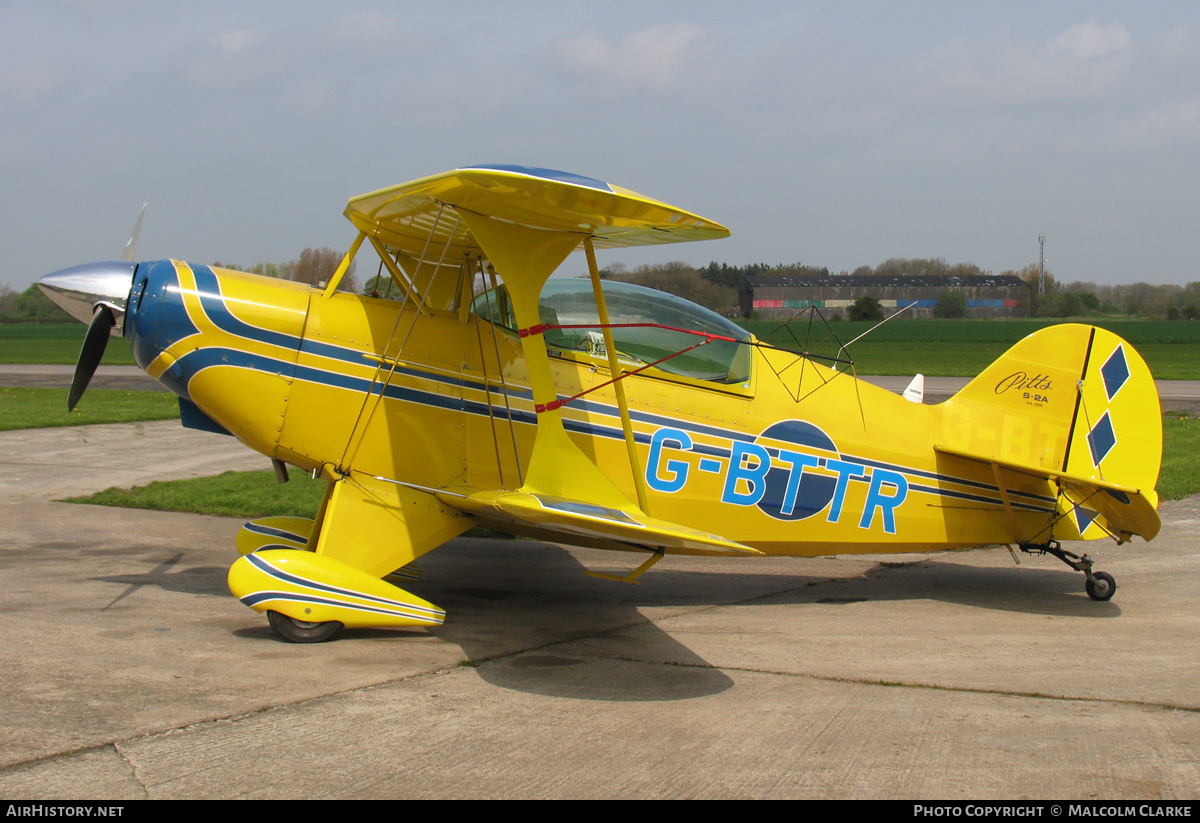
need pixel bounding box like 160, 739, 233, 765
69, 305, 116, 411
120, 202, 147, 262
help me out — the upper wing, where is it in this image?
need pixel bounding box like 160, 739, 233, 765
343, 164, 730, 265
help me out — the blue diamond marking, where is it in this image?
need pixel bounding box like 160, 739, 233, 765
1087, 412, 1117, 466
1074, 505, 1097, 534
1104, 487, 1131, 505
1101, 345, 1130, 401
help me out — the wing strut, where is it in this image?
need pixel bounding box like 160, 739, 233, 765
340, 205, 462, 472
322, 232, 366, 297
457, 212, 642, 515
585, 549, 663, 584
584, 237, 650, 513
471, 258, 526, 489
368, 235, 423, 311
990, 462, 1025, 543
483, 264, 526, 486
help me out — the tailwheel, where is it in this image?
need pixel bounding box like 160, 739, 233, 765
1020, 541, 1118, 602
1085, 571, 1117, 602
267, 610, 344, 643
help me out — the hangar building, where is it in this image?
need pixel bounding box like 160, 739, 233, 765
740, 274, 1030, 319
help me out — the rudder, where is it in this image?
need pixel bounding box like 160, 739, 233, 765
940, 323, 1161, 543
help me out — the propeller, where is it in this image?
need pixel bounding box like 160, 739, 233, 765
121, 201, 147, 263
38, 202, 147, 410
68, 304, 117, 411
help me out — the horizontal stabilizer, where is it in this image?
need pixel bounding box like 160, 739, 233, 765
933, 445, 1160, 541
437, 488, 762, 556
1055, 478, 1160, 542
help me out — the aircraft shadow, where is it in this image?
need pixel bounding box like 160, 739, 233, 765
414, 540, 751, 702
87, 539, 1119, 702
386, 540, 1119, 699
846, 557, 1123, 618
404, 543, 1123, 703
88, 552, 231, 610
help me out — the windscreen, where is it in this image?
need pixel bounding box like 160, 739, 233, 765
473, 278, 750, 384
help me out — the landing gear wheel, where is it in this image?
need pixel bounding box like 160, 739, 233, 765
267, 610, 344, 643
1020, 542, 1118, 603
1085, 571, 1116, 602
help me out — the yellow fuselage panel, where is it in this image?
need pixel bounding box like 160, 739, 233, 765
159, 266, 1063, 556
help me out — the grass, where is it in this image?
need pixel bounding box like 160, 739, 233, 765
1159, 413, 1200, 501
6, 319, 1200, 377
740, 317, 1200, 379
0, 387, 180, 431
64, 468, 517, 539
63, 468, 325, 518
0, 324, 136, 365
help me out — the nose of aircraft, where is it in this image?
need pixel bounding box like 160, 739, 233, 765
37, 261, 136, 328
37, 261, 137, 410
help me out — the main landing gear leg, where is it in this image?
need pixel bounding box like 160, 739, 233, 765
1019, 541, 1117, 601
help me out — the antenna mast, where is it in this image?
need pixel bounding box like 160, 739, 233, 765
1038, 233, 1046, 295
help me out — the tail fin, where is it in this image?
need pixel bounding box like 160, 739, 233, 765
939, 324, 1161, 542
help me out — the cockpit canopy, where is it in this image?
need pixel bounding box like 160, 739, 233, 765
473, 279, 751, 385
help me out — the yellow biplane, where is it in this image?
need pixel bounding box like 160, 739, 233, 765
40, 165, 1162, 642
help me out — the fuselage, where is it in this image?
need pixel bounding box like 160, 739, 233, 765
125, 259, 1066, 556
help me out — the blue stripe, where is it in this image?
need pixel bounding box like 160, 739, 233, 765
842, 451, 1056, 506
566, 395, 1056, 508
244, 522, 308, 543
561, 414, 1053, 514
189, 265, 532, 400
564, 395, 758, 444
909, 483, 1053, 514
190, 265, 308, 353
245, 553, 444, 616
240, 591, 444, 623
172, 346, 541, 426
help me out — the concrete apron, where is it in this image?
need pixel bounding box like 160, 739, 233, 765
0, 421, 1196, 799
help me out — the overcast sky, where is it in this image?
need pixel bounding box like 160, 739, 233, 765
3, 1, 1198, 293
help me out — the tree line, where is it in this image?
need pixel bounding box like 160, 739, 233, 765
599, 257, 1200, 320
3, 251, 1196, 322
213, 247, 358, 293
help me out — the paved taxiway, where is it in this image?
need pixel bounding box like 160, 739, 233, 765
0, 420, 1197, 798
